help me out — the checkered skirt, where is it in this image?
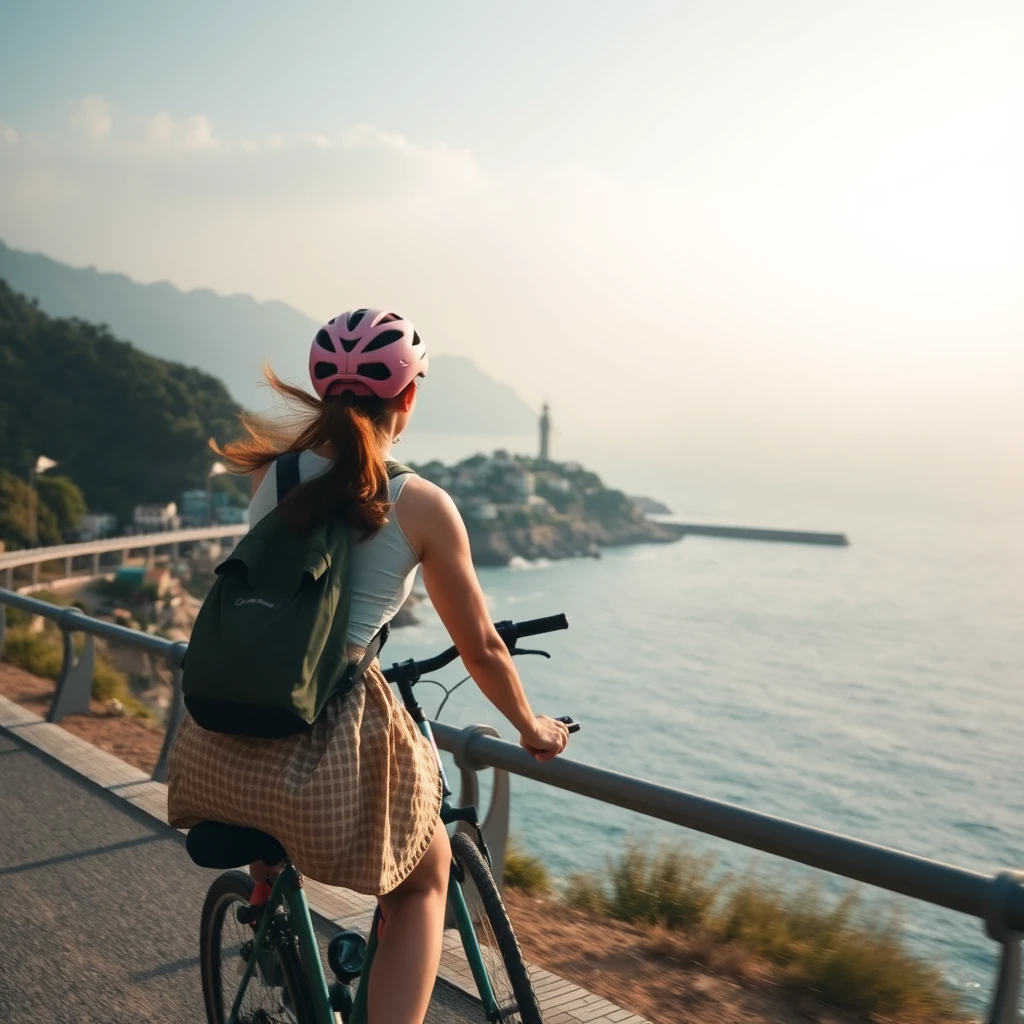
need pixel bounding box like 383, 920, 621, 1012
166, 661, 443, 895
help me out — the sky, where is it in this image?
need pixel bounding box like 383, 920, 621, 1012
1, 0, 1022, 507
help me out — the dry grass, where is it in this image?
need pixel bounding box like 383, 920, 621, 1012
503, 838, 553, 895
562, 842, 967, 1022
2, 622, 152, 719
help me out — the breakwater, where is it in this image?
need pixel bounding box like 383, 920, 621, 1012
663, 522, 849, 547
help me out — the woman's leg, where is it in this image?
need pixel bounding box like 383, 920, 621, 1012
369, 823, 451, 1024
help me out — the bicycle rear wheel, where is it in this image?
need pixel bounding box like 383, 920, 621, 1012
199, 869, 314, 1024
449, 832, 543, 1024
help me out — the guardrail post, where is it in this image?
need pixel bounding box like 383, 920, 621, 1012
985, 871, 1024, 1024
146, 546, 156, 568
31, 563, 39, 586
4, 568, 12, 590
451, 724, 512, 896
0, 600, 6, 658
153, 641, 188, 783
91, 552, 100, 575
64, 556, 73, 577
47, 609, 95, 723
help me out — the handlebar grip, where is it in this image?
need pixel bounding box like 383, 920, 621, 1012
514, 614, 569, 638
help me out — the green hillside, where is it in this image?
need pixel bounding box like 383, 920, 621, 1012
0, 281, 241, 525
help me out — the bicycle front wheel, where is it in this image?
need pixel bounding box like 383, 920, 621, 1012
199, 869, 314, 1024
449, 832, 543, 1024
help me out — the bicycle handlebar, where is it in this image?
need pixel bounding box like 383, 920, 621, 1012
382, 613, 568, 683
508, 613, 569, 639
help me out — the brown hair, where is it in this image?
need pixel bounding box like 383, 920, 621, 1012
211, 365, 399, 537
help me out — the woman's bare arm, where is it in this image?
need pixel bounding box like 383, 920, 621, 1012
397, 477, 568, 760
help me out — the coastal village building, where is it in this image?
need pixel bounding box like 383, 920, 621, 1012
132, 503, 180, 533
78, 512, 117, 540
180, 489, 209, 526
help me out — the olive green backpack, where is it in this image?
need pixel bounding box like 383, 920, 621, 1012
182, 452, 413, 738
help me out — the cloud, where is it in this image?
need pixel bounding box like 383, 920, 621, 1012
69, 95, 112, 142
0, 122, 18, 145
1, 110, 1019, 467
142, 112, 222, 153
341, 123, 480, 189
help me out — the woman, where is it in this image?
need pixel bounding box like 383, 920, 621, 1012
168, 308, 570, 1024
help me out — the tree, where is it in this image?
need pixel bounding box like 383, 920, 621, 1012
0, 470, 60, 548
35, 475, 86, 535
0, 281, 245, 523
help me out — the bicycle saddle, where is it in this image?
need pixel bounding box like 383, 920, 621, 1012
185, 820, 287, 869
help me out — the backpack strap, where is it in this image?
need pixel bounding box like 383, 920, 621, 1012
276, 451, 302, 502
385, 460, 416, 479
336, 621, 391, 699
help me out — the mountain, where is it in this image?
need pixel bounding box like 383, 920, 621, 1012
0, 281, 243, 522
0, 240, 536, 432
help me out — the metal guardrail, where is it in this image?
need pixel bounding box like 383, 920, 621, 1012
0, 586, 1020, 1021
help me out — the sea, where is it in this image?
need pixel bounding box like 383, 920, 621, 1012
386, 432, 1022, 1010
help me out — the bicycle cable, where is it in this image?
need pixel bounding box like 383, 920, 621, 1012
433, 673, 471, 721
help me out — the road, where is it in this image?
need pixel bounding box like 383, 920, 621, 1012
0, 728, 480, 1023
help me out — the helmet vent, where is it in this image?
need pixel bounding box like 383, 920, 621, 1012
412, 331, 422, 347
361, 329, 404, 353
314, 329, 335, 352
313, 361, 337, 380
347, 309, 368, 331
357, 362, 392, 381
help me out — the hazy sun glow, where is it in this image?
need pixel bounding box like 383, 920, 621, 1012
0, 0, 1020, 504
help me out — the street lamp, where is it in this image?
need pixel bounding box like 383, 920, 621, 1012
29, 455, 58, 547
207, 462, 228, 525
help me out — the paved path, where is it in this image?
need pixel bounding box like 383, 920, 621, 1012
0, 691, 650, 1024
0, 729, 478, 1023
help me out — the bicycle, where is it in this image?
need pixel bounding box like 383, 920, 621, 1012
187, 613, 578, 1024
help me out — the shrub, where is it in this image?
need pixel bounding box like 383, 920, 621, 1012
568, 841, 719, 931
564, 873, 609, 916
504, 839, 552, 895
560, 843, 966, 1022
711, 878, 964, 1019
1, 624, 152, 720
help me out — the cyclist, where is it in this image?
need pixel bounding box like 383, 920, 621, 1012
168, 309, 570, 1024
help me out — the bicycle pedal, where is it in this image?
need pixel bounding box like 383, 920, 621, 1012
236, 903, 262, 926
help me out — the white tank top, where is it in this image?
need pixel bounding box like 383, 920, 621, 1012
247, 451, 419, 647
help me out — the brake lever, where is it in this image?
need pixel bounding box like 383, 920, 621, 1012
510, 646, 551, 659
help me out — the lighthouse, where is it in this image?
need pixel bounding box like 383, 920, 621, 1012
538, 403, 551, 462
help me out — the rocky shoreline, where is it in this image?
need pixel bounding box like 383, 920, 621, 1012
468, 517, 684, 567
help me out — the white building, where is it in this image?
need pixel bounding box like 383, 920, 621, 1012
465, 497, 499, 521
78, 512, 118, 540
509, 470, 536, 502
133, 503, 180, 533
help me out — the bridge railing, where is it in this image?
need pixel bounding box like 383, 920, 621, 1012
0, 586, 1020, 1022
0, 524, 247, 588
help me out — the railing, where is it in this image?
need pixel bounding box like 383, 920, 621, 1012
0, 525, 248, 588
0, 586, 1020, 1022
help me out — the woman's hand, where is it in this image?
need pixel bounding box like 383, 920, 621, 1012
520, 715, 570, 762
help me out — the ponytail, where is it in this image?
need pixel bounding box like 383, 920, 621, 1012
211, 364, 395, 538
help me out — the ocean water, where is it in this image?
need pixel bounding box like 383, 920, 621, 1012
386, 437, 1023, 1009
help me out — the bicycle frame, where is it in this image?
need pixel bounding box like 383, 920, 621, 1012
226, 712, 503, 1024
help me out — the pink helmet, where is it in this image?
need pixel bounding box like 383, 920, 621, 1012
308, 308, 428, 400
